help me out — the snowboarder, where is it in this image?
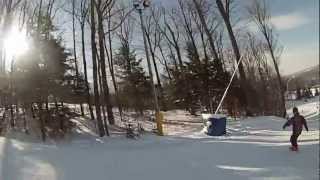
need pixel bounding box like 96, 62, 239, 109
283, 107, 309, 151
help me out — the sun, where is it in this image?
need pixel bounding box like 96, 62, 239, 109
4, 27, 29, 59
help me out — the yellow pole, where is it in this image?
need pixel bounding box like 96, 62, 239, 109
156, 111, 164, 136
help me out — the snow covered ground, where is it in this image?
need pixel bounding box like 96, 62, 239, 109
0, 97, 319, 180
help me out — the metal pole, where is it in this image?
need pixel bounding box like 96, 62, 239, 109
138, 9, 160, 113
214, 56, 243, 115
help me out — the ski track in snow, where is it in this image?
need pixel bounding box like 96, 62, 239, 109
0, 97, 319, 180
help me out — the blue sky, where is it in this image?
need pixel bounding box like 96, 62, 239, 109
266, 0, 319, 75
154, 0, 319, 75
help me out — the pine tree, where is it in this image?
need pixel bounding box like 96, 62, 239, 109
115, 42, 152, 115
169, 41, 230, 114
12, 10, 85, 140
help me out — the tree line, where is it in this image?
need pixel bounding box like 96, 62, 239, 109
0, 0, 288, 140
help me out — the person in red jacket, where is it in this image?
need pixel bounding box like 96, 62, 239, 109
283, 107, 309, 151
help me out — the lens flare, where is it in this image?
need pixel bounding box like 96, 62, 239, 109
4, 27, 29, 59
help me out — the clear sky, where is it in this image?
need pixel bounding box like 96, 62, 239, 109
154, 0, 319, 75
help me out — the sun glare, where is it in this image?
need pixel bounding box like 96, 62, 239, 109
4, 27, 29, 59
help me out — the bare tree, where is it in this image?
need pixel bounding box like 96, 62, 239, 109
192, 0, 219, 60
117, 7, 134, 74
151, 6, 178, 73
105, 5, 124, 122
71, 0, 85, 116
95, 0, 115, 125
177, 0, 200, 63
157, 35, 173, 81
215, 30, 225, 65
97, 52, 110, 136
248, 0, 286, 117
155, 7, 184, 69
90, 0, 105, 137
75, 0, 95, 120
95, 1, 134, 123
144, 7, 169, 109
189, 1, 210, 60
246, 33, 267, 113
216, 0, 253, 115
144, 7, 162, 89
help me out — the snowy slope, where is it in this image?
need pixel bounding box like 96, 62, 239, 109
0, 97, 318, 180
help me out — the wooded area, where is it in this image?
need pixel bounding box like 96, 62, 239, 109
0, 0, 290, 140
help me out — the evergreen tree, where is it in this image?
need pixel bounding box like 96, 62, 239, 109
115, 42, 152, 115
168, 41, 230, 114
11, 10, 85, 140
14, 36, 83, 140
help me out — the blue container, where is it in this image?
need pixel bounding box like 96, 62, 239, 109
207, 115, 226, 136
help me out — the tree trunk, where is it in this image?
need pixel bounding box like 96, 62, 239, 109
266, 40, 286, 117
144, 31, 166, 110
168, 44, 178, 70
37, 102, 46, 142
55, 98, 59, 111
164, 22, 183, 69
216, 0, 246, 82
80, 104, 84, 116
96, 5, 114, 125
192, 0, 219, 59
216, 0, 251, 114
45, 101, 49, 112
15, 99, 19, 123
10, 101, 14, 128
106, 10, 124, 122
178, 0, 200, 63
200, 30, 209, 61
72, 0, 84, 117
192, 11, 211, 110
31, 103, 36, 118
98, 60, 110, 136
90, 0, 105, 137
23, 106, 28, 134
159, 45, 172, 80
258, 66, 267, 114
145, 33, 162, 88
80, 24, 95, 120
59, 113, 64, 131
72, 0, 80, 79
45, 100, 50, 124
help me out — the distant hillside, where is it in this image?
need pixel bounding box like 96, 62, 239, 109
286, 65, 319, 90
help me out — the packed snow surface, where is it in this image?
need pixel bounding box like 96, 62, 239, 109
0, 97, 319, 180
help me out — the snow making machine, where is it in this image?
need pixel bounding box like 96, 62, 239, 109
202, 114, 227, 136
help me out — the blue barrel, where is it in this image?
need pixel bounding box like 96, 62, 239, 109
207, 115, 226, 136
